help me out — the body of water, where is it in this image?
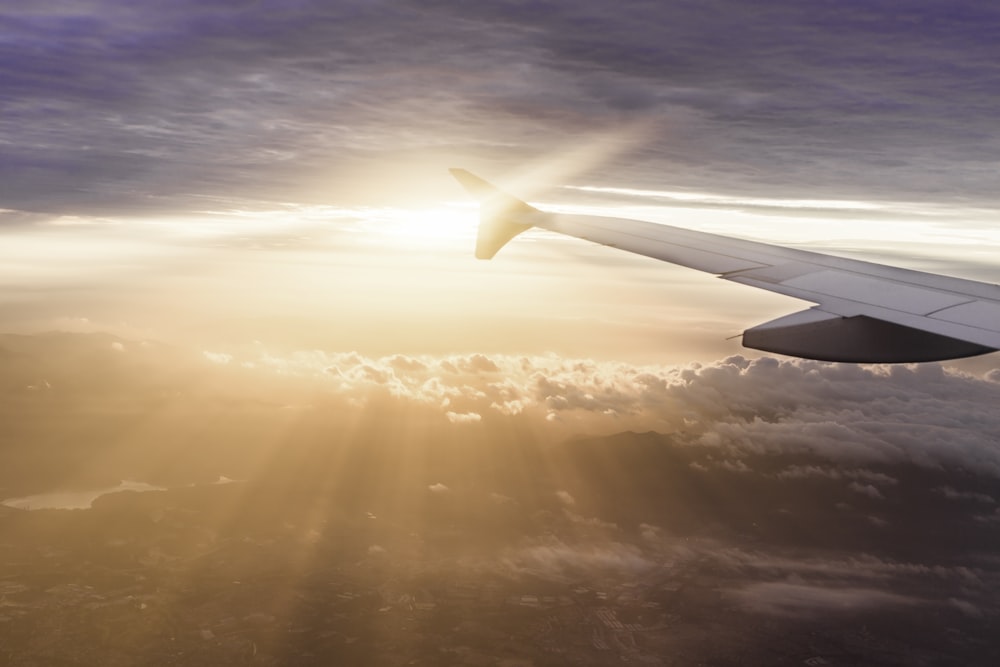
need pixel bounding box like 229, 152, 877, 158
1, 480, 166, 510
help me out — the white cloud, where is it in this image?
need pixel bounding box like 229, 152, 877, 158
501, 536, 653, 579
555, 490, 575, 506
639, 523, 661, 541
445, 411, 481, 424
720, 459, 751, 473
489, 492, 516, 506
203, 350, 233, 364
182, 347, 1000, 478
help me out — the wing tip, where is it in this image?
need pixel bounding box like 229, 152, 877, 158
449, 168, 495, 200
450, 168, 537, 259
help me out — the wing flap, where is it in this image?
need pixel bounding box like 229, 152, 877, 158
731, 276, 1000, 350
767, 270, 973, 315
930, 300, 1000, 330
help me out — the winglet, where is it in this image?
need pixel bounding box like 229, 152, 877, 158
449, 169, 538, 259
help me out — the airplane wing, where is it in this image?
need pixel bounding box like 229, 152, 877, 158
450, 168, 1000, 363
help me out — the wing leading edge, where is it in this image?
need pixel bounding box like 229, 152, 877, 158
450, 169, 1000, 363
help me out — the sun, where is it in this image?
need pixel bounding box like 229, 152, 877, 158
369, 202, 478, 248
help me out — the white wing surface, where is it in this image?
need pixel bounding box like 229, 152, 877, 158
450, 169, 1000, 363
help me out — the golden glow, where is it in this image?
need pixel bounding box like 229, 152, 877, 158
360, 203, 476, 247
1, 176, 996, 366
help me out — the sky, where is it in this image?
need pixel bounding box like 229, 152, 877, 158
1, 3, 999, 370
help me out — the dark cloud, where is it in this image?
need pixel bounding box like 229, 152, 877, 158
2, 1, 1000, 216
775, 465, 898, 486
697, 545, 989, 591
849, 482, 885, 500
936, 486, 996, 504
732, 581, 917, 616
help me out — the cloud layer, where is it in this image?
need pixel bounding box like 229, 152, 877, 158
203, 347, 1000, 476
3, 1, 1000, 216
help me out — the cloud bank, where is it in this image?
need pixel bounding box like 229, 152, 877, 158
204, 347, 1000, 476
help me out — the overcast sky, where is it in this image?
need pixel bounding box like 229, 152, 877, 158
4, 0, 1000, 213
1, 1, 999, 364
